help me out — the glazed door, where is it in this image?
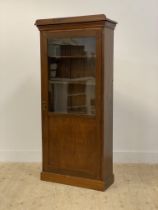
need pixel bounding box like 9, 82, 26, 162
41, 29, 102, 179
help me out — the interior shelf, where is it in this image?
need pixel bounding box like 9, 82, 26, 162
68, 93, 85, 96
48, 55, 96, 59
49, 77, 96, 86
67, 105, 87, 108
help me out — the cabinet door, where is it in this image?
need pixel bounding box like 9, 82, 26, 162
41, 29, 102, 179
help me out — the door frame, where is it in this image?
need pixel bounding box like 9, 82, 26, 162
40, 28, 103, 178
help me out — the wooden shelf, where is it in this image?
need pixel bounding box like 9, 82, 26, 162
68, 93, 85, 96
68, 105, 86, 108
48, 55, 96, 59
49, 77, 95, 85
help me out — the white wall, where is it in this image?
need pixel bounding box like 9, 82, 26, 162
0, 0, 158, 163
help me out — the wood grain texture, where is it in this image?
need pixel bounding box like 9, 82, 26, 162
41, 171, 114, 191
36, 14, 117, 191
47, 116, 100, 179
102, 26, 114, 181
35, 14, 117, 26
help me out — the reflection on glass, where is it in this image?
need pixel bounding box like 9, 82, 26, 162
48, 37, 96, 116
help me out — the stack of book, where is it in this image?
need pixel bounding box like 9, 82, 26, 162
49, 63, 58, 80
60, 44, 86, 57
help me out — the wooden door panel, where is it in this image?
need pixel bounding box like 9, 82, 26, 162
47, 116, 100, 178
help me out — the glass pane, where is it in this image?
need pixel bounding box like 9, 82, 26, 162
48, 36, 96, 116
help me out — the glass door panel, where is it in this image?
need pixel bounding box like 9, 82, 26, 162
47, 36, 96, 116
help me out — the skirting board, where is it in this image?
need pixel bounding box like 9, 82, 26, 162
0, 150, 158, 163
0, 150, 42, 162
114, 151, 158, 163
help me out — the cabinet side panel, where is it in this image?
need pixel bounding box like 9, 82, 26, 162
103, 27, 114, 180
40, 31, 49, 171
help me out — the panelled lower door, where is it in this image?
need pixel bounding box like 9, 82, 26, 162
41, 28, 102, 179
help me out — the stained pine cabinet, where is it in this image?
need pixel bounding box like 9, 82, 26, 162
35, 14, 117, 191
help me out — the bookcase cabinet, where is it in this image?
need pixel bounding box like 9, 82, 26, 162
35, 14, 117, 191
